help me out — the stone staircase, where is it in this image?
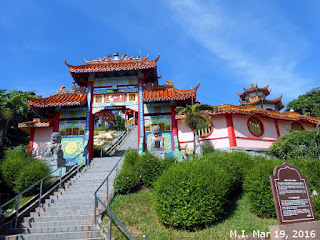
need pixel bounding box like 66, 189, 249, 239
4, 155, 122, 240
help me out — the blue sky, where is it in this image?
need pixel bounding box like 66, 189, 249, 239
1, 0, 320, 107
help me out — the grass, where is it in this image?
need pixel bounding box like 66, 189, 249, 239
1, 195, 35, 216
105, 187, 278, 240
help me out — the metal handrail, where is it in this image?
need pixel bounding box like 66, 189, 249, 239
100, 128, 130, 158
0, 151, 85, 228
94, 147, 136, 240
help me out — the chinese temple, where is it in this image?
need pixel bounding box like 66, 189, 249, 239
19, 53, 199, 165
19, 52, 320, 164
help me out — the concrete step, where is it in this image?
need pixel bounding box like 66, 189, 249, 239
25, 224, 97, 234
5, 230, 100, 240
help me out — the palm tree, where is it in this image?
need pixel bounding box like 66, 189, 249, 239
176, 103, 215, 157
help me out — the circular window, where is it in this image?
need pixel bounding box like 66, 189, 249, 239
247, 117, 264, 137
291, 122, 304, 130
196, 119, 213, 138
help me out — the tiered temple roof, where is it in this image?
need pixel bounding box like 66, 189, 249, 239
237, 83, 284, 111
64, 53, 160, 73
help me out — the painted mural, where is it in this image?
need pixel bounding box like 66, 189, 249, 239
144, 115, 173, 152
59, 120, 86, 166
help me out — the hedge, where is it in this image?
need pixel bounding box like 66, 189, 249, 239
153, 160, 233, 230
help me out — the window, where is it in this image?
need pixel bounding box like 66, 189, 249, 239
291, 122, 304, 130
197, 120, 213, 138
247, 117, 264, 137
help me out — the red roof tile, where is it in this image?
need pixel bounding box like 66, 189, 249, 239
143, 81, 199, 102
26, 93, 87, 108
237, 83, 271, 100
65, 54, 160, 73
176, 105, 319, 124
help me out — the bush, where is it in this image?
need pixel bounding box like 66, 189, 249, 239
114, 151, 140, 194
1, 148, 31, 189
153, 160, 233, 230
269, 130, 320, 160
312, 194, 320, 220
0, 147, 50, 194
137, 153, 164, 187
14, 158, 50, 193
243, 159, 283, 218
114, 166, 139, 194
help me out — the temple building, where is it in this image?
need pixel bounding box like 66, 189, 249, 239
237, 83, 285, 111
178, 84, 318, 154
19, 52, 320, 164
19, 53, 199, 164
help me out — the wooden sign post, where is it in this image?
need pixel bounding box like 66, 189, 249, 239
269, 162, 319, 239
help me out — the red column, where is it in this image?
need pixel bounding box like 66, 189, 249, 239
53, 112, 60, 132
274, 119, 281, 139
88, 81, 94, 159
134, 111, 136, 126
28, 128, 35, 155
226, 114, 237, 147
171, 105, 178, 151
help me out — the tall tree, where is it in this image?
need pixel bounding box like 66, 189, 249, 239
286, 87, 320, 117
0, 90, 38, 150
176, 103, 215, 157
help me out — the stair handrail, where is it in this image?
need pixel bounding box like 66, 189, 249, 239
100, 126, 132, 157
94, 147, 136, 240
0, 150, 85, 228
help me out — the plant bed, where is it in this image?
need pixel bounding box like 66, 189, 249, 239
104, 187, 277, 240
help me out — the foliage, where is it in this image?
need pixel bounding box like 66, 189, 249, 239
137, 153, 164, 187
114, 151, 177, 194
0, 90, 39, 149
286, 87, 320, 117
202, 144, 215, 154
153, 159, 233, 230
269, 130, 320, 160
114, 151, 140, 194
1, 147, 50, 194
113, 113, 125, 131
312, 195, 320, 220
14, 158, 50, 193
176, 103, 215, 157
243, 159, 283, 218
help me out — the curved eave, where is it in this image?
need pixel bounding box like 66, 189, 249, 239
206, 105, 319, 124
64, 54, 160, 73
143, 93, 196, 102
26, 93, 87, 109
172, 81, 200, 95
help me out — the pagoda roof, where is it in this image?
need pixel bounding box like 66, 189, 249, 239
240, 95, 285, 110
237, 83, 271, 100
143, 80, 199, 102
65, 53, 160, 74
26, 92, 87, 108
176, 105, 319, 124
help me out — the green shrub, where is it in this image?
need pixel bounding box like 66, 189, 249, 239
122, 150, 140, 169
114, 166, 139, 194
14, 158, 50, 194
312, 194, 320, 220
202, 144, 215, 154
1, 148, 31, 189
114, 150, 140, 194
0, 147, 50, 194
138, 153, 163, 187
153, 160, 232, 230
269, 130, 320, 160
243, 159, 283, 218
291, 158, 320, 193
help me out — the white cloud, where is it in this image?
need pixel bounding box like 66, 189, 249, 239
168, 0, 312, 99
